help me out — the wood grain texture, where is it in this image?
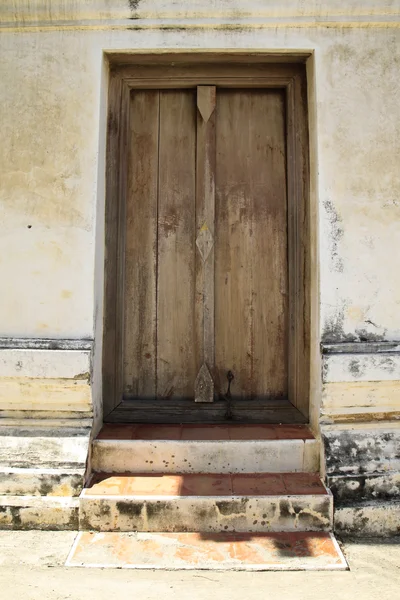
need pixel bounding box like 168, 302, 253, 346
118, 63, 304, 86
215, 89, 288, 400
287, 73, 310, 418
104, 60, 310, 423
195, 86, 216, 403
123, 90, 159, 399
114, 82, 131, 413
103, 72, 124, 417
156, 90, 197, 400
106, 398, 307, 424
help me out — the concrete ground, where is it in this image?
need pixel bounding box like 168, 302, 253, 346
0, 531, 399, 600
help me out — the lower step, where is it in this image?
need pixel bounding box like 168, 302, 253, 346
0, 467, 84, 497
0, 495, 79, 530
80, 473, 333, 533
67, 531, 347, 570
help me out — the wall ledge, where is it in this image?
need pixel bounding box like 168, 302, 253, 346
334, 501, 400, 537
0, 338, 93, 351
322, 342, 400, 355
1, 1, 399, 31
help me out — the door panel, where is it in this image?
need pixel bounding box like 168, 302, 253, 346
123, 90, 159, 399
214, 89, 288, 399
123, 87, 288, 407
156, 90, 198, 400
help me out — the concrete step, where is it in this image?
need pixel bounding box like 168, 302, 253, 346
0, 467, 85, 497
92, 424, 319, 474
79, 472, 332, 533
0, 429, 90, 469
0, 495, 79, 530
67, 531, 347, 570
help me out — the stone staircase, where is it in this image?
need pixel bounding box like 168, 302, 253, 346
65, 424, 348, 569
80, 424, 332, 533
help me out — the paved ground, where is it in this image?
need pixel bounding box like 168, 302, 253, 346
0, 531, 399, 600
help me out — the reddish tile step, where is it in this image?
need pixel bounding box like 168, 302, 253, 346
92, 425, 319, 474
85, 472, 327, 497
66, 531, 347, 570
79, 472, 332, 533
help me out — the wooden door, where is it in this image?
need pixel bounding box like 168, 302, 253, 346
118, 83, 297, 422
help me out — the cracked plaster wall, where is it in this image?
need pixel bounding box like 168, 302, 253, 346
0, 3, 399, 343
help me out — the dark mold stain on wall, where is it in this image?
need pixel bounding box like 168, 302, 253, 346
128, 0, 141, 17
322, 312, 387, 344
328, 473, 400, 506
321, 196, 389, 343
322, 306, 356, 344
348, 358, 364, 378
354, 327, 386, 343
323, 429, 400, 476
322, 429, 400, 509
323, 197, 344, 274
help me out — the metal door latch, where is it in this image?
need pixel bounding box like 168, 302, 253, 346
225, 370, 234, 420
226, 370, 234, 398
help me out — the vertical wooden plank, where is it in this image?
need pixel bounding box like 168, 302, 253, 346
215, 89, 288, 399
286, 80, 298, 412
103, 72, 125, 416
195, 86, 216, 403
287, 73, 310, 418
114, 82, 131, 409
157, 90, 197, 400
123, 90, 159, 398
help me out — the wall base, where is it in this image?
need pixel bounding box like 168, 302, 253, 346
0, 495, 79, 530
0, 424, 91, 530
334, 502, 400, 537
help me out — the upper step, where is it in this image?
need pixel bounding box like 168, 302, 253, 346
92, 424, 319, 474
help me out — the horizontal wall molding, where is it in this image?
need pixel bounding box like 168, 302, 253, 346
3, 1, 400, 20
2, 20, 399, 33
322, 342, 400, 355
334, 502, 400, 537
0, 410, 93, 421
0, 349, 91, 379
1, 1, 399, 31
0, 417, 93, 429
0, 343, 93, 416
0, 378, 92, 413
321, 381, 400, 423
323, 353, 400, 383
321, 422, 400, 432
0, 338, 93, 351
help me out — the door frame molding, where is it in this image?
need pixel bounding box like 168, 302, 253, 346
102, 53, 310, 421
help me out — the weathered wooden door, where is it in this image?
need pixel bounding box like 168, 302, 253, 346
117, 83, 299, 423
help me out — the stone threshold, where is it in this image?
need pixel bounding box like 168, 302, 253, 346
98, 423, 315, 441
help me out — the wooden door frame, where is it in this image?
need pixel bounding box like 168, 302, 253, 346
102, 53, 310, 422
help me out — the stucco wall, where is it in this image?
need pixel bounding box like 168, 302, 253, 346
1, 2, 400, 342
0, 1, 399, 531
